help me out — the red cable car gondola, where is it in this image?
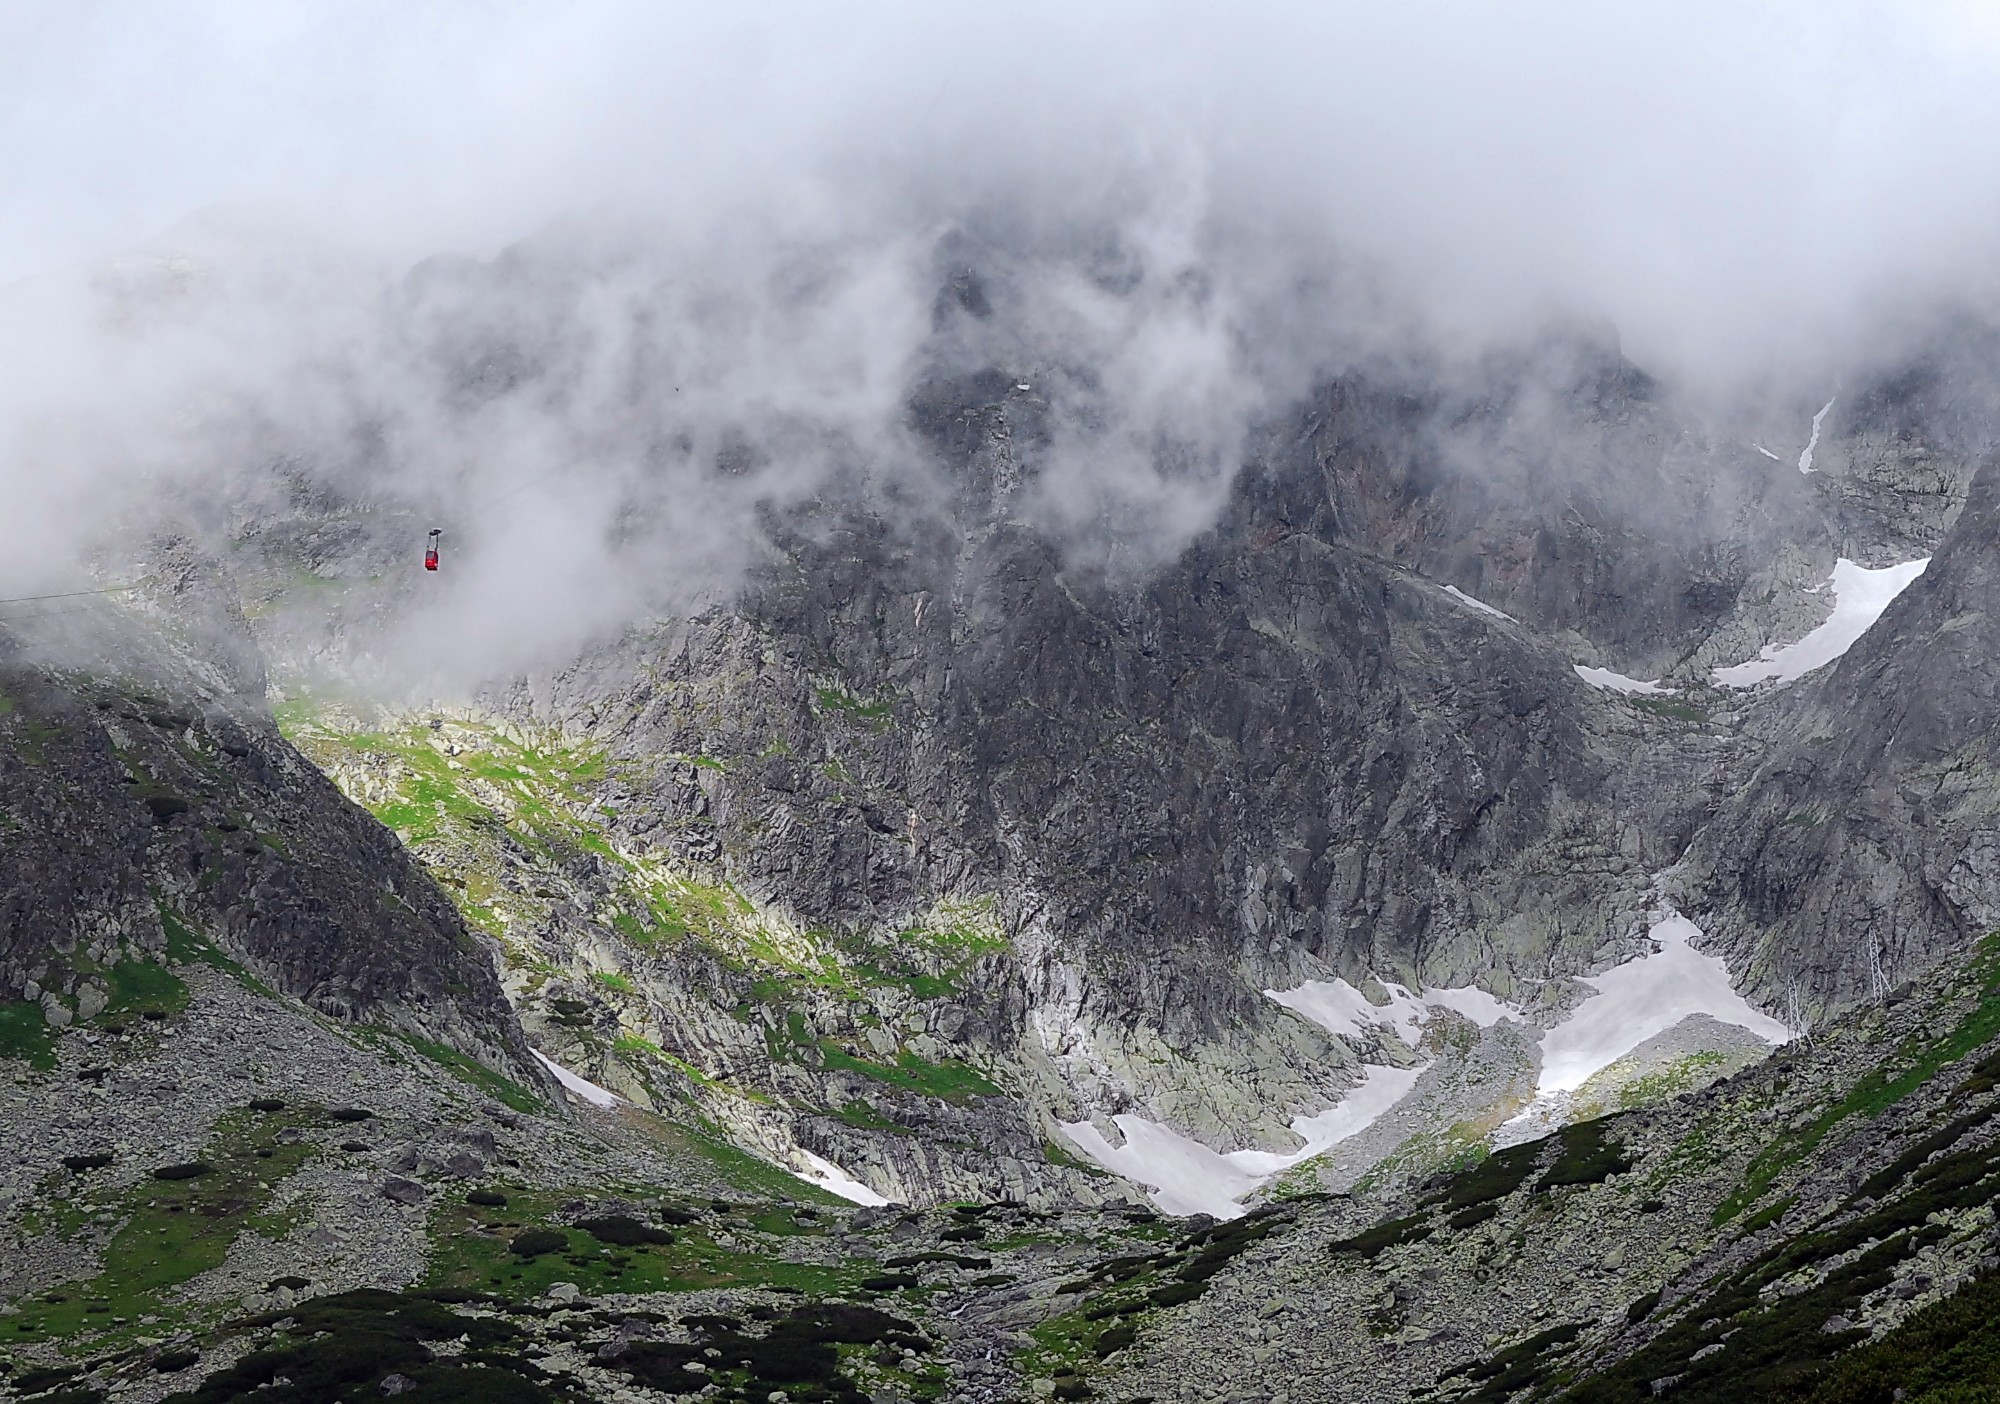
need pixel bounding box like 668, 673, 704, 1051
424, 528, 441, 572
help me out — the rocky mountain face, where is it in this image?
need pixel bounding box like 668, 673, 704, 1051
360, 329, 1978, 1197
1684, 449, 2000, 1009
188, 295, 1994, 1219
7, 254, 2000, 1402
1059, 929, 2000, 1404
4, 738, 2000, 1404
0, 542, 536, 1087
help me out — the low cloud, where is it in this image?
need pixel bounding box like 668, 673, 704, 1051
4, 1, 1999, 682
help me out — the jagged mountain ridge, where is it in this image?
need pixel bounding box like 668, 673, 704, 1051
0, 546, 538, 1089
217, 292, 1991, 1209
1685, 451, 2000, 1010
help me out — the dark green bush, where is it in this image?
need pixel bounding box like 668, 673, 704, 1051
1093, 1324, 1137, 1357
508, 1229, 568, 1259
151, 1162, 212, 1181
1538, 1120, 1631, 1190
576, 1215, 672, 1247
1625, 1291, 1662, 1324
1328, 1212, 1431, 1259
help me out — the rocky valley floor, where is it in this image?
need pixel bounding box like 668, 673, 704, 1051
5, 915, 2000, 1402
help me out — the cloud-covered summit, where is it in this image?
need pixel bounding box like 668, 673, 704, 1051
5, 1, 2000, 679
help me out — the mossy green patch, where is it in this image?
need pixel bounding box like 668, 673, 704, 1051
813, 686, 894, 727
850, 962, 957, 1000
10, 1107, 319, 1344
1630, 695, 1708, 724
280, 704, 775, 970
426, 1189, 861, 1299
818, 1046, 1000, 1103
156, 902, 266, 992
1580, 1050, 1730, 1115
1353, 1119, 1491, 1197
1040, 1138, 1112, 1179
390, 1030, 543, 1114
0, 999, 56, 1070
1719, 931, 2000, 1224
834, 1100, 906, 1132
98, 958, 188, 1023
622, 1112, 844, 1205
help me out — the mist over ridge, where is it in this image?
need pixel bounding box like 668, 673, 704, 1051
7, 1, 2000, 682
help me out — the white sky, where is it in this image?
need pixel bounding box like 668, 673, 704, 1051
4, 3, 1998, 679
8, 1, 2000, 380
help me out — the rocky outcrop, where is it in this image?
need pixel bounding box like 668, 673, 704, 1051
504, 348, 1866, 1143
1083, 933, 2000, 1404
0, 560, 537, 1086
1684, 456, 2000, 1014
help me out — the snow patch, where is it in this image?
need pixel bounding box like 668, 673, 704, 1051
1059, 1062, 1423, 1220
1266, 977, 1518, 1046
531, 1050, 621, 1108
1798, 396, 1836, 474
1267, 978, 1426, 1047
1226, 1064, 1424, 1176
1753, 444, 1781, 461
1572, 665, 1671, 696
1713, 557, 1929, 687
1421, 984, 1517, 1028
1060, 1117, 1263, 1220
1443, 584, 1514, 622
790, 1150, 894, 1206
1535, 915, 1789, 1095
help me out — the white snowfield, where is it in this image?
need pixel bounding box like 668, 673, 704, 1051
1535, 915, 1790, 1094
1063, 914, 1788, 1217
531, 1050, 622, 1108
1059, 1062, 1422, 1220
1713, 557, 1929, 687
1418, 983, 1516, 1028
790, 1150, 895, 1206
1798, 396, 1837, 474
1443, 584, 1515, 621
1058, 978, 1508, 1218
1266, 976, 1511, 1047
1572, 665, 1671, 696
1267, 977, 1425, 1046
